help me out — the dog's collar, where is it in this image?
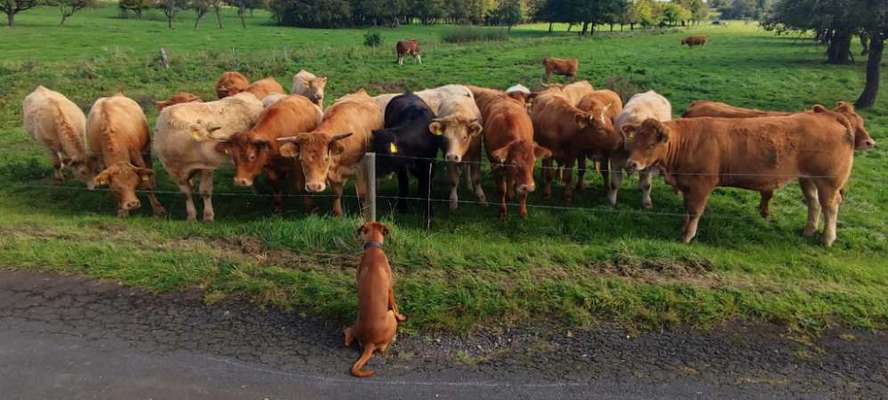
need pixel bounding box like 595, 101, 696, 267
363, 241, 383, 251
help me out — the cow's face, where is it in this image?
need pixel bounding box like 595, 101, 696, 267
155, 92, 201, 111
490, 140, 551, 194
624, 119, 671, 171
279, 132, 352, 192
576, 103, 616, 138
304, 77, 327, 107
430, 117, 482, 163
93, 163, 153, 212
216, 72, 250, 99
371, 129, 400, 157
835, 102, 876, 150
70, 157, 98, 189
217, 132, 272, 187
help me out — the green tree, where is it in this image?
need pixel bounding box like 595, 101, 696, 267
633, 0, 660, 28
119, 0, 151, 18
661, 2, 691, 26
2, 0, 39, 27
49, 0, 95, 25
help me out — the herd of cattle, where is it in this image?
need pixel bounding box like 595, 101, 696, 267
22, 65, 876, 246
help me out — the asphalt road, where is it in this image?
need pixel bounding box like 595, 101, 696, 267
0, 270, 885, 399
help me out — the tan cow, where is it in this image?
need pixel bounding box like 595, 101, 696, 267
683, 101, 790, 119
155, 92, 202, 112
215, 71, 250, 99
86, 94, 165, 217
245, 77, 286, 101
373, 85, 487, 209
624, 107, 858, 247
468, 85, 551, 219
396, 40, 422, 65
216, 95, 323, 213
543, 57, 578, 82
154, 92, 264, 222
291, 69, 328, 109
22, 86, 96, 186
278, 90, 383, 217
574, 89, 623, 192
610, 90, 672, 208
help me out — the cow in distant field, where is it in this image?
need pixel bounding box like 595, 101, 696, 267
278, 90, 383, 217
154, 92, 264, 222
543, 57, 578, 82
682, 100, 876, 219
245, 77, 286, 101
87, 94, 166, 217
370, 92, 441, 217
681, 36, 708, 47
291, 69, 328, 109
215, 71, 250, 99
610, 90, 672, 208
372, 85, 487, 210
155, 92, 202, 112
216, 95, 323, 214
469, 85, 551, 219
396, 40, 422, 65
623, 106, 862, 247
23, 86, 96, 186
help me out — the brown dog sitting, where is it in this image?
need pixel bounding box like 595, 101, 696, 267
345, 222, 407, 378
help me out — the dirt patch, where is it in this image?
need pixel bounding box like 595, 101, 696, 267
366, 80, 409, 94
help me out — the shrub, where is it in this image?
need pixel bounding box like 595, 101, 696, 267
603, 76, 648, 103
441, 27, 509, 44
363, 31, 382, 47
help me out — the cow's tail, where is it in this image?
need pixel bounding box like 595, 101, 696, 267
351, 344, 376, 378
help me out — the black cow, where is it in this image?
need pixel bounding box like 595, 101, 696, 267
370, 92, 442, 217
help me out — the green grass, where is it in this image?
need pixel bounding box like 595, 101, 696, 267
1, 7, 886, 335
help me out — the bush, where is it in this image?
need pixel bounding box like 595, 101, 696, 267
441, 27, 509, 44
603, 76, 648, 103
363, 31, 382, 47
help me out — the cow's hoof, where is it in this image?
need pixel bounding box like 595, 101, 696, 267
203, 214, 215, 223
802, 228, 817, 237
153, 208, 168, 218
642, 201, 653, 210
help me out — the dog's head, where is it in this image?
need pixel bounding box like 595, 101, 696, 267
356, 222, 390, 243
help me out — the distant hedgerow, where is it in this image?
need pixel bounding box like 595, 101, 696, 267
441, 27, 509, 44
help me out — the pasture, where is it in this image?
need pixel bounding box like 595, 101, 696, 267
0, 6, 886, 335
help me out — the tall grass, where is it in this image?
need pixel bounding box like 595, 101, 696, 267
441, 26, 510, 43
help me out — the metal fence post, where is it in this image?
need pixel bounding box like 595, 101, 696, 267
366, 152, 376, 222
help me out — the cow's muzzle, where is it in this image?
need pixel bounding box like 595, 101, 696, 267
517, 184, 535, 194
122, 200, 141, 211
234, 177, 253, 187
445, 153, 461, 163
305, 182, 326, 193
625, 160, 642, 172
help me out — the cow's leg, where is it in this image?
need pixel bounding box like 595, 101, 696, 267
447, 162, 460, 210
355, 170, 369, 218
292, 167, 316, 214
416, 54, 422, 64
639, 168, 654, 209
469, 160, 487, 207
199, 169, 215, 222
174, 173, 197, 222
758, 190, 773, 220
397, 55, 404, 65
331, 181, 345, 217
681, 186, 711, 244
800, 178, 820, 237
542, 157, 554, 199
133, 153, 166, 217
562, 158, 576, 203
266, 169, 285, 214
396, 167, 409, 212
815, 181, 841, 247
48, 151, 65, 184
607, 159, 626, 207
599, 157, 610, 194
575, 154, 587, 192
496, 170, 508, 220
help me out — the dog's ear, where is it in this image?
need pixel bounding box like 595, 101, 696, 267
380, 223, 390, 237
355, 224, 365, 236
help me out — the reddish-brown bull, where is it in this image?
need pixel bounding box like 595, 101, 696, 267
215, 71, 250, 99
542, 57, 578, 82
468, 85, 551, 219
396, 40, 422, 65
215, 95, 322, 213
681, 36, 708, 47
624, 107, 859, 247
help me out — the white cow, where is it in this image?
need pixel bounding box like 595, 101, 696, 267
610, 90, 673, 208
22, 86, 96, 186
153, 92, 264, 222
290, 69, 327, 110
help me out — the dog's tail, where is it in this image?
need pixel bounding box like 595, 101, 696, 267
351, 344, 376, 378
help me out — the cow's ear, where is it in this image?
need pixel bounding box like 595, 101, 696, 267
135, 167, 155, 182
315, 77, 328, 88
575, 113, 590, 129
656, 125, 671, 143
154, 101, 169, 111
835, 101, 854, 113
329, 141, 346, 156
93, 168, 113, 187
468, 122, 483, 137
280, 143, 299, 158
620, 124, 638, 142
533, 143, 552, 159
490, 145, 510, 163
214, 141, 229, 155
428, 121, 443, 136
813, 104, 828, 113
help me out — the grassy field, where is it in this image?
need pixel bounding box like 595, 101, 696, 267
1, 7, 886, 335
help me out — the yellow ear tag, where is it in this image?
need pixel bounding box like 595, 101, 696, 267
141, 175, 150, 182
433, 128, 443, 136
389, 143, 399, 154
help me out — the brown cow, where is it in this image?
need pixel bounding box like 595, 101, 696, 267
530, 88, 618, 202
86, 94, 166, 218
574, 89, 623, 192
215, 71, 250, 99
216, 95, 323, 214
623, 108, 859, 247
468, 85, 551, 219
155, 92, 202, 112
345, 222, 406, 378
543, 57, 578, 82
396, 40, 422, 65
681, 36, 708, 47
245, 77, 286, 101
291, 69, 328, 110
278, 90, 383, 217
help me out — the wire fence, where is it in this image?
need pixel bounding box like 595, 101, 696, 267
5, 151, 869, 228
